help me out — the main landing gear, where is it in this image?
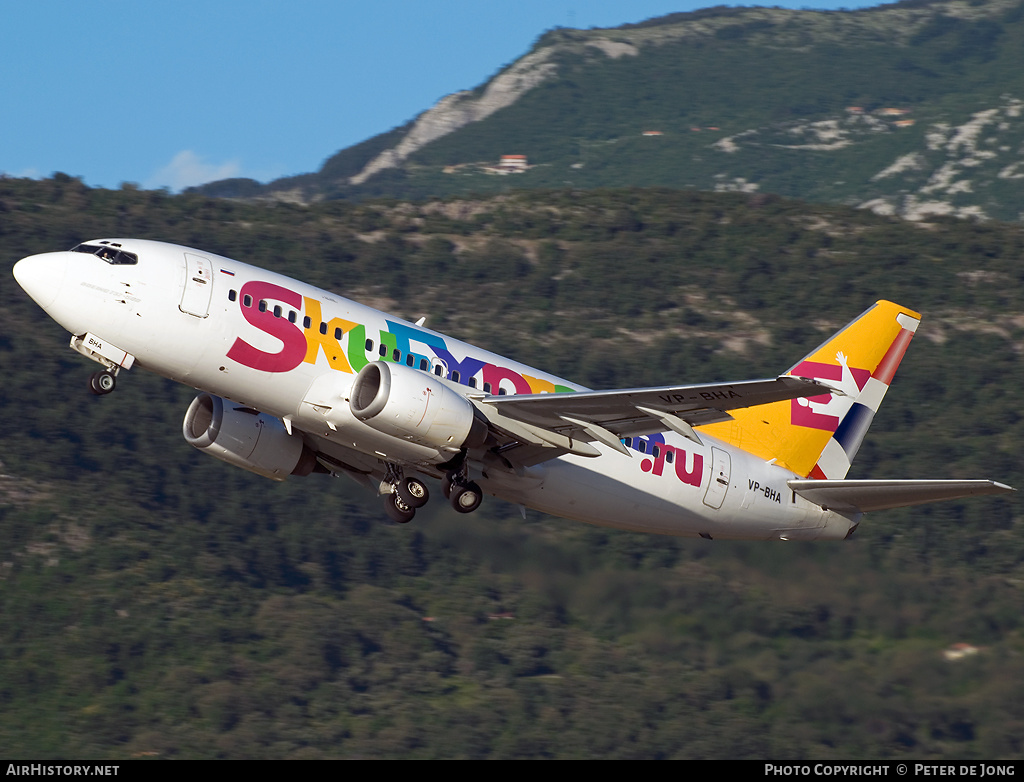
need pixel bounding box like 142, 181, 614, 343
381, 470, 431, 524
442, 469, 483, 514
88, 370, 117, 396
380, 463, 484, 523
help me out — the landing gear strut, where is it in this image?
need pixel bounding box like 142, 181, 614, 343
88, 370, 116, 396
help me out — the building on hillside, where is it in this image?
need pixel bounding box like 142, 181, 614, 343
943, 643, 981, 661
642, 130, 663, 136
482, 155, 529, 175
499, 155, 528, 171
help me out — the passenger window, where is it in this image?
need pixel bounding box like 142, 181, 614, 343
378, 344, 387, 357
452, 371, 461, 383
666, 451, 674, 463
468, 377, 477, 388
228, 290, 237, 302
334, 327, 343, 340
288, 311, 297, 324
273, 305, 282, 318
319, 322, 327, 335
419, 359, 429, 371
406, 354, 415, 367
258, 300, 267, 313
638, 441, 646, 454
653, 446, 660, 458
365, 339, 374, 352
243, 295, 253, 308
303, 316, 311, 329
433, 365, 443, 376
623, 437, 633, 448
498, 388, 507, 396
483, 382, 492, 394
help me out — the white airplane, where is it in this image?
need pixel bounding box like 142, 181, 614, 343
12, 239, 1013, 540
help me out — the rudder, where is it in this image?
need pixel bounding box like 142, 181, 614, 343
697, 301, 921, 478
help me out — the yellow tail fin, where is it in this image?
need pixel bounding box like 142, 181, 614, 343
697, 301, 921, 478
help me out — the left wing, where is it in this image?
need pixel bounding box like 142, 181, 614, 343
475, 376, 829, 463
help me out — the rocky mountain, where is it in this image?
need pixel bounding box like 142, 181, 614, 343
195, 0, 1024, 221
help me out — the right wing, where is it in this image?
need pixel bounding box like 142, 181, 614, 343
474, 375, 830, 465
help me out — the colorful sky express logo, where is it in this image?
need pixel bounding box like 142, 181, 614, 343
226, 281, 575, 395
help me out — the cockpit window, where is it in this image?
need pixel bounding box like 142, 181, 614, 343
71, 243, 138, 265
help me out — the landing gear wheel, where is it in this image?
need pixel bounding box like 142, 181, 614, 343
397, 477, 429, 509
383, 493, 416, 523
89, 371, 116, 396
450, 481, 483, 514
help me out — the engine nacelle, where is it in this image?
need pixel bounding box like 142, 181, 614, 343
349, 361, 487, 451
183, 393, 317, 481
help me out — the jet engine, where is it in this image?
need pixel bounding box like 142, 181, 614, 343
349, 361, 487, 451
183, 393, 317, 481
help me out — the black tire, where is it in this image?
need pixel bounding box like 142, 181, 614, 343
383, 493, 415, 524
450, 481, 482, 514
397, 477, 429, 509
89, 371, 116, 395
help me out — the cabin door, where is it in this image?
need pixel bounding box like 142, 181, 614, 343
180, 253, 213, 318
703, 447, 731, 509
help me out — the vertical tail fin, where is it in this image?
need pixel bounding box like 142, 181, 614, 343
697, 301, 921, 478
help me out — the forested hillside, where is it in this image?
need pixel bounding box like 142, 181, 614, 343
198, 0, 1024, 223
1, 176, 1022, 758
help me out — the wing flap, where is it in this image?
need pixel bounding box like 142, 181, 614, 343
788, 479, 1015, 513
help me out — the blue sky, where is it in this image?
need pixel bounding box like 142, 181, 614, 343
1, 0, 886, 191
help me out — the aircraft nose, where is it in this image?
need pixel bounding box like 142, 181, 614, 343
13, 252, 68, 310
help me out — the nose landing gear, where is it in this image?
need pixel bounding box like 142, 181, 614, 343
88, 370, 117, 395
70, 334, 133, 396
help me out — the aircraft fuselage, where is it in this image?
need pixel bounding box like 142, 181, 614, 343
13, 239, 862, 540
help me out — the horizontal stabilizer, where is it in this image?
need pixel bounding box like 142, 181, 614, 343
788, 479, 1015, 513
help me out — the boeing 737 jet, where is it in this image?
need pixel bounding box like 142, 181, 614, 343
12, 239, 1014, 540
